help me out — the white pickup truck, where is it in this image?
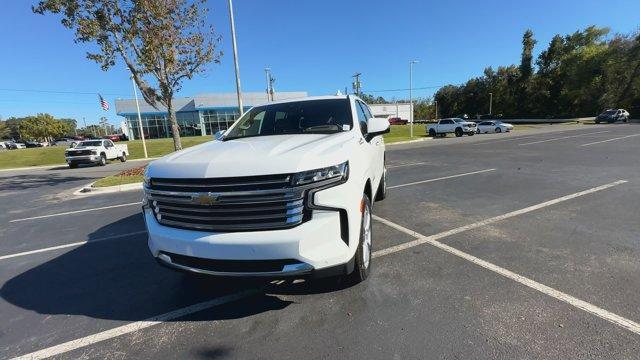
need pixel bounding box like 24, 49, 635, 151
427, 118, 477, 137
64, 139, 129, 168
142, 95, 390, 284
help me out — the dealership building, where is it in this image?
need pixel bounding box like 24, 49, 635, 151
115, 92, 307, 139
115, 92, 411, 139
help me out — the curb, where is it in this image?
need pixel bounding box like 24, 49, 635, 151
0, 157, 158, 173
73, 181, 143, 196
387, 137, 432, 146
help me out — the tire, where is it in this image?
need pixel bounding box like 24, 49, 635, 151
595, 119, 600, 124
455, 128, 463, 137
347, 194, 372, 284
68, 163, 77, 169
468, 132, 474, 136
495, 127, 502, 133
120, 153, 127, 162
375, 165, 387, 201
99, 154, 107, 166
428, 128, 436, 137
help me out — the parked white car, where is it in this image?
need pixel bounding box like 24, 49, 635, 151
476, 120, 514, 133
64, 139, 129, 168
427, 118, 477, 137
143, 95, 390, 283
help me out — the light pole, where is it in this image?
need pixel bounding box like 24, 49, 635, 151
228, 0, 244, 116
131, 74, 148, 158
489, 92, 493, 115
409, 60, 419, 138
264, 67, 271, 102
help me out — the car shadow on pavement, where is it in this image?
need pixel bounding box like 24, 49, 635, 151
0, 174, 88, 191
0, 214, 348, 324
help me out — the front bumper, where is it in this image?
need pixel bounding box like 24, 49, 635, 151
145, 178, 363, 277
65, 155, 100, 164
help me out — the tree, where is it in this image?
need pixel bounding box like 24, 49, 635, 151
34, 0, 222, 151
519, 29, 537, 80
18, 114, 66, 141
0, 121, 11, 139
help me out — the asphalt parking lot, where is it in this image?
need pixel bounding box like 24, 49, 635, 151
1, 123, 639, 359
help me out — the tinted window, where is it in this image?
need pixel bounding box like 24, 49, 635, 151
224, 99, 353, 140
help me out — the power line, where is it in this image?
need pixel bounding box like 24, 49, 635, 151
363, 84, 461, 93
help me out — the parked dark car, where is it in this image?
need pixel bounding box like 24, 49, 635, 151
596, 109, 630, 123
388, 117, 408, 125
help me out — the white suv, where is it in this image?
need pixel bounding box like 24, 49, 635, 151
143, 96, 390, 283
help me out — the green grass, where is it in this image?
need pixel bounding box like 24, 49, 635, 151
383, 125, 429, 143
0, 136, 212, 170
93, 174, 144, 187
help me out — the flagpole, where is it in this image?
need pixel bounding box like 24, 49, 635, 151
130, 74, 148, 159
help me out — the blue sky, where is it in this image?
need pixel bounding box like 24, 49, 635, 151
0, 0, 638, 126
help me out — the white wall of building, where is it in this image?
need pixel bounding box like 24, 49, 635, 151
368, 103, 412, 121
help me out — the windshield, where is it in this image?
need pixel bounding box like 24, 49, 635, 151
78, 141, 103, 147
603, 110, 617, 115
223, 99, 353, 140
453, 118, 466, 123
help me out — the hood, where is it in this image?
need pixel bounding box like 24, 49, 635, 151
148, 132, 356, 178
69, 146, 100, 150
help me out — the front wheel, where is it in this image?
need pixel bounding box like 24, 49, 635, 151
455, 128, 463, 137
120, 153, 127, 162
348, 194, 372, 284
98, 154, 107, 166
495, 127, 502, 133
428, 128, 436, 137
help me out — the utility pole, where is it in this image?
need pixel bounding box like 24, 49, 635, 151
352, 73, 361, 96
131, 74, 148, 158
82, 117, 87, 136
435, 100, 438, 120
264, 68, 271, 102
489, 92, 493, 115
409, 60, 419, 138
228, 0, 244, 116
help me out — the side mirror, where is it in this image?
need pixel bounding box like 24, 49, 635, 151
366, 117, 390, 138
214, 130, 226, 140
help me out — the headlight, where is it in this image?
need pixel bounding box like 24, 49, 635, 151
291, 161, 349, 186
143, 167, 151, 187
91, 150, 98, 155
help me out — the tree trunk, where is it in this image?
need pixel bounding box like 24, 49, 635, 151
166, 97, 182, 151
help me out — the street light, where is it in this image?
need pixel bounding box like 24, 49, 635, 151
227, 0, 243, 116
409, 60, 419, 138
264, 67, 271, 102
489, 92, 493, 115
130, 73, 148, 158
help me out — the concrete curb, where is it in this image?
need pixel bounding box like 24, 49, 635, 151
387, 137, 433, 146
0, 157, 158, 173
73, 181, 143, 196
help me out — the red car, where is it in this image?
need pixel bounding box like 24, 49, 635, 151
104, 134, 121, 142
388, 117, 408, 125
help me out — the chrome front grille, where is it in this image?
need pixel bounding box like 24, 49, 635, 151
146, 174, 308, 232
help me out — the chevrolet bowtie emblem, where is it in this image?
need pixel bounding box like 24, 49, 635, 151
195, 193, 219, 206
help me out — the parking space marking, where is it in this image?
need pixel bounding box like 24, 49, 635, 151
518, 130, 610, 146
0, 231, 147, 261
11, 289, 262, 360
9, 202, 141, 223
387, 162, 430, 169
7, 180, 631, 359
580, 133, 640, 147
372, 180, 640, 335
388, 168, 496, 189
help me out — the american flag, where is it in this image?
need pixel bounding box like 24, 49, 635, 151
99, 94, 110, 111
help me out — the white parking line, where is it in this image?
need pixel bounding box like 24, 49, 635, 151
9, 180, 630, 359
387, 162, 430, 169
518, 130, 610, 146
373, 180, 640, 335
388, 168, 495, 189
11, 289, 262, 360
0, 231, 147, 261
580, 133, 640, 147
9, 202, 141, 223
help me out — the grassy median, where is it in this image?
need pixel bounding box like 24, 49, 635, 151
1, 127, 426, 170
